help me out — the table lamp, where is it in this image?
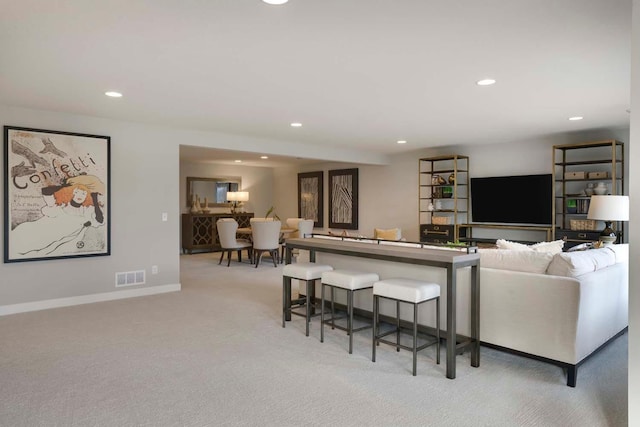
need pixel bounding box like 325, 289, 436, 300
227, 191, 249, 213
587, 195, 629, 245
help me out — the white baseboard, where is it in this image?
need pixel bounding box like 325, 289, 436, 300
0, 284, 181, 316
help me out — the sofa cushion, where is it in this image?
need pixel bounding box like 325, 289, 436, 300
546, 247, 617, 277
479, 249, 554, 274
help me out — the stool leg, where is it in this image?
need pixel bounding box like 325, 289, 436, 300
331, 287, 336, 330
282, 276, 290, 328
413, 302, 418, 376
372, 295, 378, 362
436, 296, 441, 365
396, 300, 401, 352
321, 283, 326, 343
305, 280, 312, 337
348, 290, 354, 354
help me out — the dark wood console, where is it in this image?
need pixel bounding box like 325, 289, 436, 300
181, 212, 253, 254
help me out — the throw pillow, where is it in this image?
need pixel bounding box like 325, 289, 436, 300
496, 239, 532, 251
374, 228, 401, 240
530, 239, 565, 255
496, 239, 565, 254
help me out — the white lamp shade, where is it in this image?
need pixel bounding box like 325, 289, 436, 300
227, 191, 249, 202
587, 195, 629, 221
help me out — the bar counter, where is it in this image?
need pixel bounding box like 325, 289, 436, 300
284, 237, 480, 380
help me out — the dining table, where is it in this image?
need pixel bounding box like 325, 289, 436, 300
236, 226, 296, 237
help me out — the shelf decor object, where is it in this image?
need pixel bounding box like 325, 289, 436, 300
587, 195, 629, 245
552, 140, 624, 248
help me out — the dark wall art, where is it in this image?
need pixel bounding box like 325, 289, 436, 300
328, 168, 358, 230
298, 171, 323, 228
4, 126, 111, 263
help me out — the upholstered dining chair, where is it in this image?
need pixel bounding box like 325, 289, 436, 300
216, 218, 252, 267
296, 219, 314, 238
251, 219, 282, 267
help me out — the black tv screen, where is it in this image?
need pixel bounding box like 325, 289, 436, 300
470, 174, 552, 225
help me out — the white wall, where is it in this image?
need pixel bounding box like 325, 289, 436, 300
0, 106, 181, 307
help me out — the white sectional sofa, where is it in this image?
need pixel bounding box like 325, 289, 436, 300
304, 239, 628, 387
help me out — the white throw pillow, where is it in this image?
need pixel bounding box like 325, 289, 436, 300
546, 247, 617, 277
479, 249, 554, 274
496, 239, 564, 254
496, 239, 532, 251
530, 239, 565, 255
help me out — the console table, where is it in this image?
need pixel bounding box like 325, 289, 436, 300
181, 212, 253, 254
283, 237, 480, 380
457, 223, 553, 245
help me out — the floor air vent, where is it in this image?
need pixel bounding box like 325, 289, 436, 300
115, 270, 146, 287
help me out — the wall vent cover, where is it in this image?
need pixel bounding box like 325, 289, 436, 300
115, 270, 146, 287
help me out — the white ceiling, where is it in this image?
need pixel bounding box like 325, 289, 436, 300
0, 0, 632, 166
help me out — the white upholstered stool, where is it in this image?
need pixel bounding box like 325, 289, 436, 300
321, 270, 379, 354
372, 278, 441, 376
282, 262, 333, 336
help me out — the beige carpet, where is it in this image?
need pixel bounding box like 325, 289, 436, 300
0, 253, 628, 426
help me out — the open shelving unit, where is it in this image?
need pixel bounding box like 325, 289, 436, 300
552, 140, 624, 248
418, 154, 469, 243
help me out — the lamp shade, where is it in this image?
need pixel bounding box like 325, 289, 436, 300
587, 195, 629, 221
227, 191, 249, 202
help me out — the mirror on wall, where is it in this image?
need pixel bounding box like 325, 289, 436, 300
186, 176, 241, 207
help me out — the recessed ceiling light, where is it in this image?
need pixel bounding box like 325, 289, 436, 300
397, 140, 407, 144
260, 156, 269, 159
568, 116, 583, 121
105, 91, 123, 97
234, 160, 242, 163
476, 79, 496, 86
290, 122, 302, 127
263, 0, 288, 4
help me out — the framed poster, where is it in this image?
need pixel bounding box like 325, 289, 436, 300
4, 126, 110, 263
298, 171, 323, 228
328, 168, 358, 230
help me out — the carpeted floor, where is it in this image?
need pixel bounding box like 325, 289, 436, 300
0, 253, 628, 426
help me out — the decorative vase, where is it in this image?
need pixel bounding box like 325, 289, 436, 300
585, 183, 595, 196
448, 173, 455, 184
594, 182, 607, 195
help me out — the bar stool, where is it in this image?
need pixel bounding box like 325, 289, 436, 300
282, 262, 333, 336
372, 278, 440, 376
321, 270, 379, 354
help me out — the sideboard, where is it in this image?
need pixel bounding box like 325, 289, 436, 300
181, 212, 254, 254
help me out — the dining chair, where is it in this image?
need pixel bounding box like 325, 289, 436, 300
216, 218, 252, 267
296, 219, 314, 238
251, 219, 282, 267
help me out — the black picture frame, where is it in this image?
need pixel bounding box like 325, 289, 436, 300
328, 168, 358, 230
4, 126, 111, 263
298, 171, 324, 228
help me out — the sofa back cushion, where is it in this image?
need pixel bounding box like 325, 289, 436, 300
546, 247, 617, 278
479, 249, 554, 274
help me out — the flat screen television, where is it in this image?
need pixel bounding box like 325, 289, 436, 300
470, 174, 552, 225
